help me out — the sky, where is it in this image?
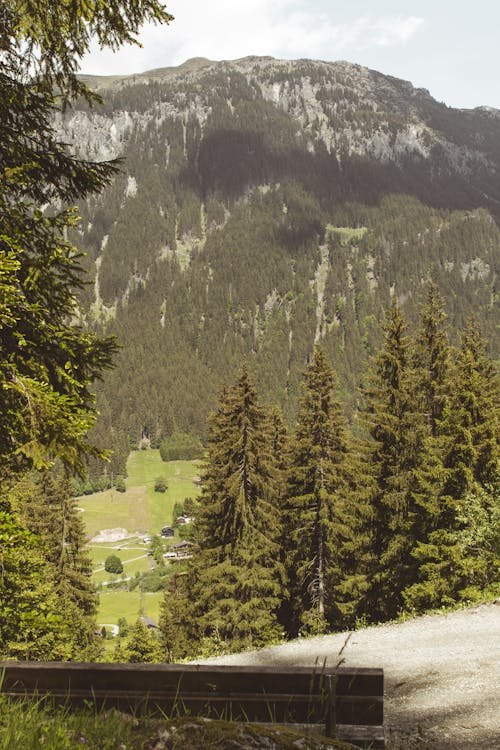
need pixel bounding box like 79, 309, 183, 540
81, 0, 499, 110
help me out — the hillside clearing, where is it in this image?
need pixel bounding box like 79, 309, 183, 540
78, 452, 201, 539
97, 590, 163, 625
76, 451, 200, 628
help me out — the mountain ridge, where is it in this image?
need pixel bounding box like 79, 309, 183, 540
79, 55, 495, 111
63, 56, 499, 475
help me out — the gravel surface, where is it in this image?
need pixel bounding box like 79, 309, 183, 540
196, 602, 500, 749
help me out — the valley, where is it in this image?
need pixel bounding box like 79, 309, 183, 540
78, 450, 201, 634
2, 3, 498, 747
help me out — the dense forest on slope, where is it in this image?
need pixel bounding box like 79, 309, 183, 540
158, 322, 498, 659
60, 57, 500, 478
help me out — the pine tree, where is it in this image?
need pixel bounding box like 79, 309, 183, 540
121, 619, 163, 663
412, 280, 453, 436
0, 508, 75, 660
362, 300, 429, 621
161, 365, 284, 654
331, 435, 377, 629
268, 405, 289, 509
12, 470, 100, 659
159, 573, 192, 662
405, 318, 499, 609
399, 283, 455, 611
458, 319, 499, 490
283, 347, 352, 636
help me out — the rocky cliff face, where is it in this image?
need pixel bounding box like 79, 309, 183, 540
63, 57, 499, 183
60, 57, 499, 472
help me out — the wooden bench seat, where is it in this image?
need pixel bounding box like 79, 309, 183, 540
0, 661, 384, 748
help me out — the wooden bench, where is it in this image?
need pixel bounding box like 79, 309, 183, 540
0, 661, 384, 748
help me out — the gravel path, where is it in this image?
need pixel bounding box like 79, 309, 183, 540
196, 602, 500, 749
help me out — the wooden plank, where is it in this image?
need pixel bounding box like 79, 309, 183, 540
337, 724, 385, 750
0, 662, 383, 697
1, 685, 382, 722
0, 661, 384, 745
336, 695, 384, 725
0, 661, 383, 677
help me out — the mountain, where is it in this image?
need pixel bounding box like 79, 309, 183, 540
60, 56, 500, 475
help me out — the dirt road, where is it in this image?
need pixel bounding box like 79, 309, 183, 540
198, 602, 500, 749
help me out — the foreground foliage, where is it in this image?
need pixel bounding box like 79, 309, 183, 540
0, 0, 171, 658
0, 699, 355, 750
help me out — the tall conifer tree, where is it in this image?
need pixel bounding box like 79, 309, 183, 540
0, 511, 76, 660
12, 470, 100, 658
413, 280, 453, 436
458, 319, 499, 490
283, 348, 352, 636
268, 405, 289, 508
406, 318, 499, 609
362, 300, 429, 621
161, 366, 284, 654
400, 282, 454, 605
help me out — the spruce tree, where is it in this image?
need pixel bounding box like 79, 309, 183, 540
161, 365, 284, 654
159, 573, 192, 662
405, 318, 499, 609
362, 300, 429, 621
412, 280, 453, 436
331, 435, 377, 629
268, 405, 289, 509
0, 505, 78, 660
398, 283, 455, 611
121, 619, 163, 663
283, 347, 352, 636
458, 319, 499, 490
12, 470, 100, 659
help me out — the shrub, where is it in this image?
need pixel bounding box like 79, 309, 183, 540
117, 617, 129, 637
159, 432, 203, 462
115, 475, 126, 492
184, 496, 199, 515
104, 554, 123, 575
172, 501, 184, 527
149, 535, 165, 566
114, 475, 126, 492
154, 477, 168, 493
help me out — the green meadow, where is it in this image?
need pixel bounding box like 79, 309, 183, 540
97, 590, 163, 624
78, 450, 201, 628
79, 450, 201, 539
92, 554, 151, 585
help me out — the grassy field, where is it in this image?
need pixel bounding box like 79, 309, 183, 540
77, 486, 150, 539
97, 590, 163, 624
92, 555, 151, 584
127, 451, 201, 534
79, 450, 201, 539
89, 544, 146, 566
78, 450, 200, 628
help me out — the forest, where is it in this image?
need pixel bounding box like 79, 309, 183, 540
0, 0, 499, 663
63, 56, 500, 481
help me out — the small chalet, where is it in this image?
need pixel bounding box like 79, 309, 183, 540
161, 525, 175, 538
171, 540, 196, 559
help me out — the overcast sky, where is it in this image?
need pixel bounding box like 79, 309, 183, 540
81, 0, 499, 110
